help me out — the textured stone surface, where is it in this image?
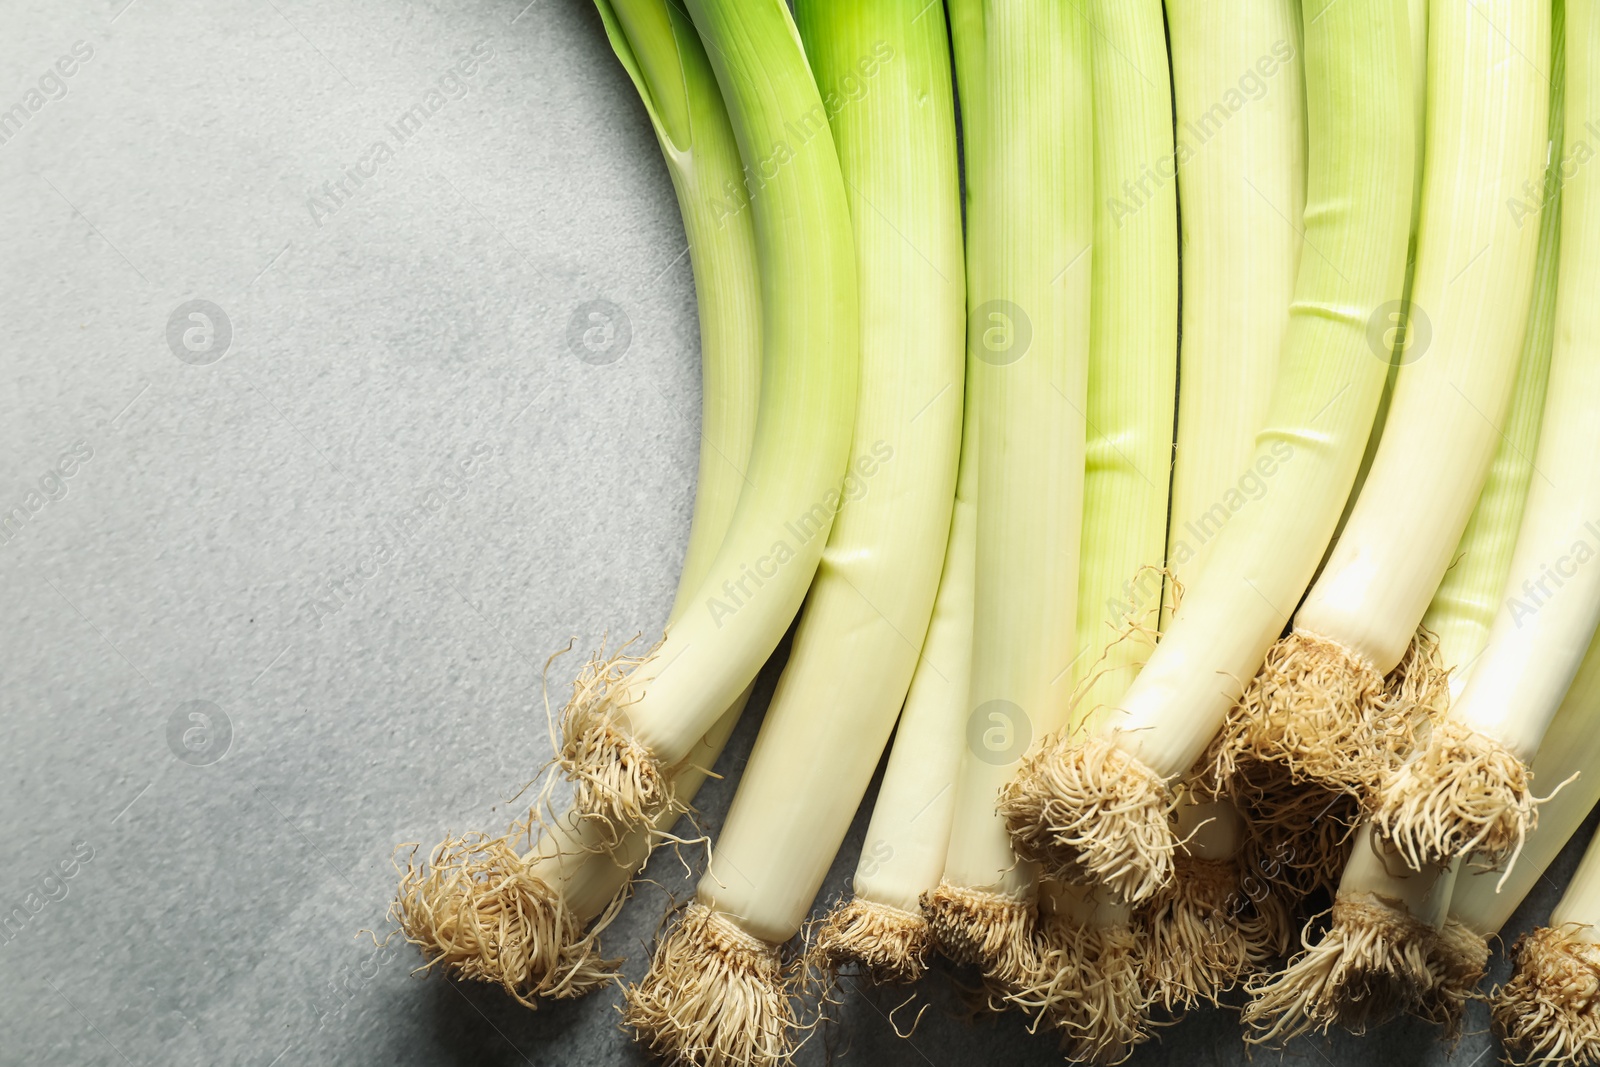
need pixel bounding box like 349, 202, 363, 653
0, 1, 1585, 1064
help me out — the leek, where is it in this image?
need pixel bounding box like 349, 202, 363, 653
810, 373, 977, 985
1161, 0, 1305, 614
1376, 0, 1600, 871
1239, 5, 1565, 1026
1150, 0, 1311, 1007
556, 0, 860, 847
621, 1, 964, 1061
1224, 0, 1549, 804
1001, 0, 1417, 904
923, 0, 1093, 984
994, 0, 1177, 1052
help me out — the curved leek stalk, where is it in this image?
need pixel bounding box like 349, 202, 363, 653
556, 0, 860, 847
992, 0, 1177, 1056
1227, 0, 1550, 803
392, 0, 761, 1005
1239, 5, 1566, 1030
1070, 0, 1178, 726
1155, 0, 1310, 1007
1001, 0, 1417, 904
925, 0, 1093, 986
622, 2, 964, 1063
1162, 0, 1305, 612
810, 370, 977, 985
1376, 0, 1600, 872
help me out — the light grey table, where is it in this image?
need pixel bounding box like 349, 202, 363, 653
0, 0, 1579, 1063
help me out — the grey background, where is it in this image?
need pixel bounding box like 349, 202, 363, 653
0, 0, 1581, 1064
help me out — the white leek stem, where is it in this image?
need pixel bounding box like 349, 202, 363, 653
394, 0, 762, 1006
942, 0, 1093, 902
1284, 0, 1549, 724
1376, 0, 1600, 870
1448, 631, 1600, 939
1162, 0, 1304, 607
695, 0, 966, 947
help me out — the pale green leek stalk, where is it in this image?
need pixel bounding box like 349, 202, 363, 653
695, 0, 964, 945
1070, 0, 1177, 723
1375, 0, 1600, 871
516, 0, 766, 945
1264, 0, 1548, 797
1161, 0, 1304, 610
1158, 0, 1306, 920
937, 0, 1092, 919
814, 0, 985, 985
1380, 0, 1563, 867
815, 372, 976, 980
599, 0, 761, 623
1001, 0, 1417, 904
1420, 8, 1563, 700
622, 3, 963, 1061
395, 0, 762, 1003
997, 0, 1175, 1053
561, 0, 860, 842
1331, 0, 1426, 549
